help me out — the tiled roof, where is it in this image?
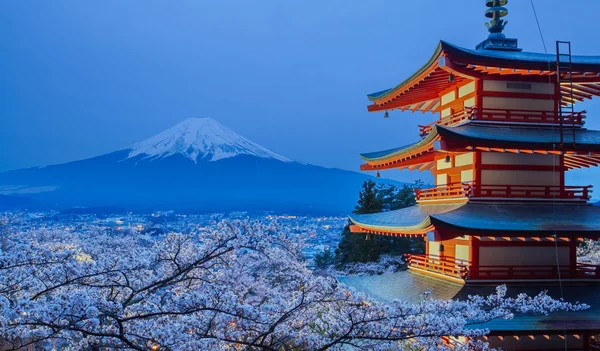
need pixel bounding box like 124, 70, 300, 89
342, 272, 600, 333
350, 203, 600, 235
367, 40, 600, 102
360, 123, 600, 163
338, 270, 463, 305
437, 123, 600, 151
443, 40, 600, 71
456, 284, 600, 333
349, 203, 465, 232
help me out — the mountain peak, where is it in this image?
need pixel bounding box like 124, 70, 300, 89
126, 117, 292, 163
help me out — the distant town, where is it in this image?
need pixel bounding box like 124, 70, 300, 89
1, 210, 347, 262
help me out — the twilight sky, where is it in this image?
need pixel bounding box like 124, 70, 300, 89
2, 1, 600, 185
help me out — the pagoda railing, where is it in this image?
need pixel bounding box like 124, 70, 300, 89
415, 183, 592, 202
464, 184, 593, 201
414, 183, 468, 202
419, 107, 586, 137
467, 262, 600, 281
405, 254, 468, 279
407, 254, 600, 281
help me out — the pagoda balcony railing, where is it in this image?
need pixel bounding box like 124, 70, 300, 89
464, 183, 593, 201
468, 262, 600, 281
406, 254, 600, 281
414, 183, 468, 202
405, 254, 468, 279
419, 107, 586, 137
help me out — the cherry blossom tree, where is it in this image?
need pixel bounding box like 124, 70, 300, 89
0, 221, 586, 351
578, 239, 600, 265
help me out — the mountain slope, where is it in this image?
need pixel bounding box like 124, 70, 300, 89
0, 118, 397, 213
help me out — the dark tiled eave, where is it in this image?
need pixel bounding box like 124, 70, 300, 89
368, 40, 600, 104
361, 124, 600, 164
350, 203, 600, 236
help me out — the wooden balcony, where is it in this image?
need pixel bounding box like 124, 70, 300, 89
405, 254, 468, 279
464, 184, 593, 201
406, 254, 600, 281
415, 183, 593, 203
414, 183, 468, 202
469, 262, 600, 281
419, 107, 586, 137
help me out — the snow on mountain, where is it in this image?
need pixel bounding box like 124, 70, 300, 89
126, 118, 292, 163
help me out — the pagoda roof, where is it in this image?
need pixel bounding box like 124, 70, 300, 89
361, 127, 439, 163
341, 272, 600, 334
349, 203, 464, 235
436, 123, 600, 151
361, 123, 600, 170
368, 41, 600, 112
441, 41, 600, 72
458, 284, 600, 334
350, 202, 600, 237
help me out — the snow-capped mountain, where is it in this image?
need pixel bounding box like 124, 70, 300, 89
127, 118, 291, 163
0, 118, 397, 213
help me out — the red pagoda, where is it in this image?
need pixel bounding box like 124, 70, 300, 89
349, 1, 600, 349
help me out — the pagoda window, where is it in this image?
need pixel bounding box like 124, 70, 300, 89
428, 241, 442, 259
437, 157, 453, 170
455, 244, 470, 265
483, 80, 554, 95
458, 82, 476, 98
481, 153, 558, 166
482, 96, 554, 111
441, 90, 457, 106
455, 153, 474, 167
480, 170, 559, 186
460, 169, 474, 183
440, 107, 453, 118
463, 97, 476, 109
436, 173, 448, 186
478, 246, 569, 267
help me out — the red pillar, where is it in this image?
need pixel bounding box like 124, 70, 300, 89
570, 238, 578, 278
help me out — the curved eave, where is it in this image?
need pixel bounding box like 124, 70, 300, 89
367, 42, 444, 103
367, 41, 600, 113
360, 128, 440, 163
348, 203, 466, 236
430, 203, 600, 237
349, 217, 433, 236
437, 123, 600, 152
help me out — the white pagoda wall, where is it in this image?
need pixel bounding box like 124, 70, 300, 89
479, 246, 569, 267
480, 153, 561, 187
481, 79, 556, 112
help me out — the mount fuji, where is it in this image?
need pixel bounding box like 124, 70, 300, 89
0, 118, 395, 213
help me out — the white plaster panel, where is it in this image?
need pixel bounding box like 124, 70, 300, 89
463, 97, 476, 108
460, 169, 474, 183
429, 242, 441, 257
482, 96, 554, 111
455, 244, 470, 264
437, 158, 452, 170
458, 82, 476, 97
441, 107, 452, 118
436, 173, 447, 186
479, 246, 569, 266
483, 80, 555, 94
455, 153, 474, 167
481, 153, 559, 166
480, 170, 559, 186
441, 91, 456, 106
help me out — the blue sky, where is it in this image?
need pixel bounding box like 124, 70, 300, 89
1, 1, 600, 186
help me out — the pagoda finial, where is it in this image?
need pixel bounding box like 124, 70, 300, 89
485, 0, 508, 36
476, 0, 521, 51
